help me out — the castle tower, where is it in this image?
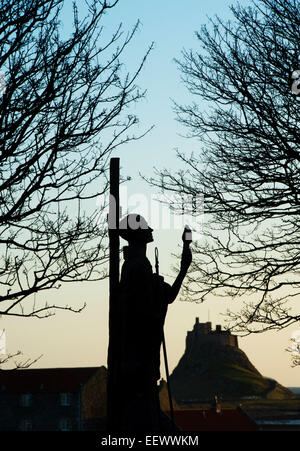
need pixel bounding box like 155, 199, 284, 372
186, 318, 238, 352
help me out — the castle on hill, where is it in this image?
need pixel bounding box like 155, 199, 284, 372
170, 318, 295, 403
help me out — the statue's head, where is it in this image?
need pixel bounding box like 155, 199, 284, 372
119, 214, 153, 244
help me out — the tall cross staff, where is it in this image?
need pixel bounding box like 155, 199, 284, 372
107, 157, 120, 431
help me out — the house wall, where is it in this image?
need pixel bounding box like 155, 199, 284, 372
81, 367, 107, 423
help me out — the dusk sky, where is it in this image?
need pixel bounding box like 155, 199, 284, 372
1, 0, 299, 387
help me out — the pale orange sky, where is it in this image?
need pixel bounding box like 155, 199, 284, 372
2, 227, 300, 387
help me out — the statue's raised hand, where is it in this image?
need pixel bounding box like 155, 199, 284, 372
180, 226, 192, 272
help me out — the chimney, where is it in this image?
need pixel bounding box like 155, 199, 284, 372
216, 325, 222, 333
211, 395, 221, 413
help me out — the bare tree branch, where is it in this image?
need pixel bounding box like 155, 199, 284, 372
0, 0, 153, 317
146, 0, 300, 334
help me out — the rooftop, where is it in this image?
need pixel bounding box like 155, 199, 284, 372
165, 407, 258, 431
0, 366, 104, 393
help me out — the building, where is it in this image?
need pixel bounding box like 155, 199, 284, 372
0, 366, 107, 431
165, 396, 258, 431
165, 406, 258, 431
185, 318, 238, 350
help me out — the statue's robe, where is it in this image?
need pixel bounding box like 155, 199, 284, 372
116, 245, 173, 432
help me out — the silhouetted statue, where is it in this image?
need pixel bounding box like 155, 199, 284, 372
117, 214, 192, 432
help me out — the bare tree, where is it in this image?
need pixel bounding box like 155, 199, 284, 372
0, 0, 152, 318
148, 0, 300, 334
